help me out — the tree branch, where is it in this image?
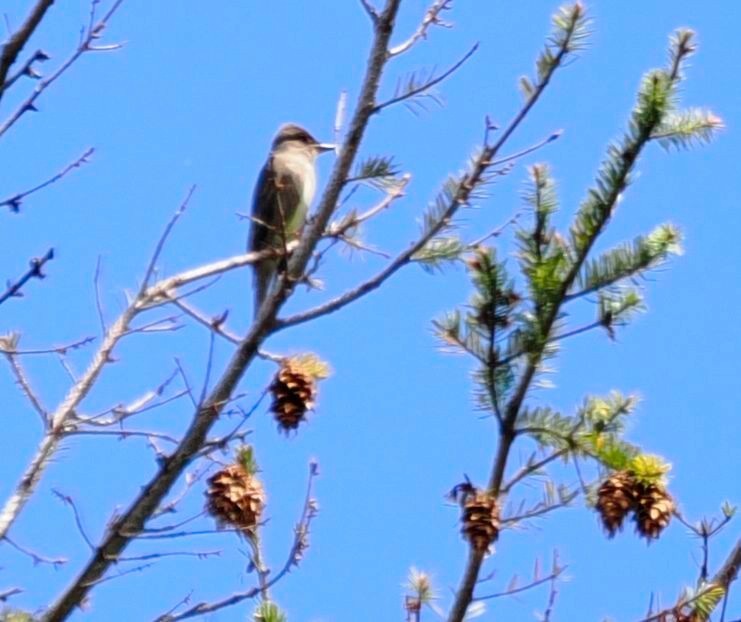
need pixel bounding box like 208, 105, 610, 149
0, 0, 127, 138
388, 0, 453, 57
42, 3, 403, 619
0, 248, 54, 306
374, 43, 478, 113
0, 202, 271, 543
0, 0, 56, 102
0, 147, 94, 212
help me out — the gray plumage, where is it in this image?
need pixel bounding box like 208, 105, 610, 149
248, 124, 333, 317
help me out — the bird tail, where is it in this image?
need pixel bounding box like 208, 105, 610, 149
253, 258, 276, 319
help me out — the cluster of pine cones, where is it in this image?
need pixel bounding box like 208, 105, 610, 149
596, 470, 674, 540
205, 356, 328, 534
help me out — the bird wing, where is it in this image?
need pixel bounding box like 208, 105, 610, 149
248, 155, 304, 317
248, 155, 304, 253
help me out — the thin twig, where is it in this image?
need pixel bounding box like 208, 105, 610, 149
476, 564, 565, 601
0, 0, 127, 138
327, 173, 411, 237
0, 587, 23, 602
4, 352, 48, 427
467, 210, 523, 248
154, 461, 320, 622
374, 43, 478, 113
359, 0, 379, 23
141, 186, 196, 293
0, 148, 94, 212
0, 335, 95, 356
0, 248, 54, 306
169, 299, 240, 345
71, 429, 180, 444
3, 48, 49, 91
489, 131, 562, 170
198, 331, 216, 406
0, 199, 265, 541
3, 536, 66, 567
388, 0, 453, 57
542, 551, 560, 622
500, 449, 569, 494
52, 490, 95, 551
110, 550, 221, 562
94, 255, 107, 334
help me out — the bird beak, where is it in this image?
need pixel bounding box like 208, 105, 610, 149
317, 143, 336, 154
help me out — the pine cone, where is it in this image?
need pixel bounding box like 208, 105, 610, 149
461, 490, 500, 553
206, 464, 266, 534
596, 470, 637, 537
270, 359, 318, 433
633, 481, 674, 540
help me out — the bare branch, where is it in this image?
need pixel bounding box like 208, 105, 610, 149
0, 0, 127, 138
0, 147, 94, 212
359, 0, 379, 23
110, 550, 221, 563
0, 0, 55, 101
477, 560, 565, 601
0, 196, 264, 540
0, 335, 95, 356
0, 587, 23, 602
169, 299, 241, 345
388, 0, 453, 57
0, 248, 54, 306
467, 210, 523, 247
141, 186, 196, 293
52, 490, 95, 551
94, 255, 107, 334
500, 448, 569, 494
157, 591, 194, 621
2, 48, 49, 91
327, 173, 411, 237
4, 352, 48, 427
44, 3, 403, 617
541, 552, 561, 622
489, 130, 562, 169
71, 429, 180, 445
3, 536, 66, 567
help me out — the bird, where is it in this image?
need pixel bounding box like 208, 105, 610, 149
248, 123, 334, 318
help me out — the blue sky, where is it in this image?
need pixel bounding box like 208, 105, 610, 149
0, 1, 739, 620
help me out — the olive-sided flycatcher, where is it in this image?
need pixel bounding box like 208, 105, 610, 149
248, 123, 334, 317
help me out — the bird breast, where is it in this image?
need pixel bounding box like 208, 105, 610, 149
279, 146, 317, 211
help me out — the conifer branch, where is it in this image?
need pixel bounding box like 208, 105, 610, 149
447, 24, 699, 622
277, 5, 578, 334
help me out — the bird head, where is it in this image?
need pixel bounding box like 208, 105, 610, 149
272, 123, 335, 156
